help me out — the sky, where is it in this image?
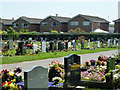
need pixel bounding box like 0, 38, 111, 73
0, 0, 119, 24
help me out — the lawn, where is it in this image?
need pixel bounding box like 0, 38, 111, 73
1, 46, 118, 64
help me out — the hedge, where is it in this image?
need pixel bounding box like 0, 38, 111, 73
2, 33, 120, 41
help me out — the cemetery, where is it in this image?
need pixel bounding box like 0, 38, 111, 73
1, 33, 120, 90
1, 35, 120, 64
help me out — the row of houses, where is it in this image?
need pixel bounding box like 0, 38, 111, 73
0, 14, 119, 33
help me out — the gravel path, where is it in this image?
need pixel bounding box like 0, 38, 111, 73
0, 50, 118, 77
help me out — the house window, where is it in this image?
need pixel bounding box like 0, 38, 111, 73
14, 23, 19, 28
70, 21, 78, 26
42, 22, 48, 26
51, 22, 59, 26
83, 21, 90, 26
98, 22, 100, 28
21, 23, 29, 28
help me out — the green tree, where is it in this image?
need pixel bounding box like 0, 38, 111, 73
6, 27, 19, 40
19, 28, 29, 34
68, 28, 85, 33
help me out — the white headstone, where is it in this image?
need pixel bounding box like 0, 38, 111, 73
108, 39, 110, 46
33, 44, 38, 53
73, 40, 76, 49
68, 42, 71, 49
24, 66, 48, 90
114, 39, 116, 46
42, 41, 46, 52
87, 39, 90, 47
97, 41, 100, 48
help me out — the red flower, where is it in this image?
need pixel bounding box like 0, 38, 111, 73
8, 81, 12, 84
27, 44, 30, 47
30, 44, 33, 47
2, 82, 6, 86
103, 59, 107, 61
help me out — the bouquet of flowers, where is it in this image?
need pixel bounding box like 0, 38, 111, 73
0, 66, 23, 90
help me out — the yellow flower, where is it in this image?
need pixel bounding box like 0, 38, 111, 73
11, 79, 16, 82
9, 72, 14, 76
9, 83, 15, 88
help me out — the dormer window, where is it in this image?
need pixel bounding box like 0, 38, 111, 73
51, 22, 59, 26
14, 23, 19, 28
22, 23, 29, 28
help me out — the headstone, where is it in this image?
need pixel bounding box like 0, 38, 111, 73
33, 44, 38, 53
49, 41, 54, 51
58, 41, 62, 51
42, 41, 46, 52
65, 42, 68, 49
24, 66, 48, 90
81, 41, 84, 49
87, 39, 90, 47
73, 40, 76, 50
97, 41, 100, 48
0, 78, 2, 90
108, 39, 110, 46
68, 42, 71, 50
64, 54, 81, 87
114, 39, 116, 46
9, 39, 13, 49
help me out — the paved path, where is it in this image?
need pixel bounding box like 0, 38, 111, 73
0, 50, 118, 77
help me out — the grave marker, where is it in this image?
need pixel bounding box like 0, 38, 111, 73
97, 41, 100, 48
87, 39, 90, 47
108, 39, 110, 46
24, 66, 48, 90
73, 40, 76, 50
68, 41, 71, 50
64, 54, 81, 87
42, 41, 46, 52
33, 43, 38, 53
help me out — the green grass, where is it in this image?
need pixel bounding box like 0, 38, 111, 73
1, 47, 118, 64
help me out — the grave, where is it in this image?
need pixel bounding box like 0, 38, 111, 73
73, 40, 76, 50
87, 39, 90, 47
42, 40, 46, 52
58, 41, 62, 51
65, 41, 68, 49
68, 41, 71, 50
24, 66, 48, 90
108, 39, 110, 46
33, 43, 38, 53
64, 54, 81, 87
49, 41, 54, 51
9, 39, 13, 49
114, 38, 116, 46
97, 41, 100, 48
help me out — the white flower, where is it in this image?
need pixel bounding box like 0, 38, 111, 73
113, 74, 119, 81
52, 77, 62, 82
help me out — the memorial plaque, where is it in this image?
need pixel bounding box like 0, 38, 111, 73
24, 66, 48, 90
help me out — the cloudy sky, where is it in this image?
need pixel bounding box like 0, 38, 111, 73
0, 0, 119, 23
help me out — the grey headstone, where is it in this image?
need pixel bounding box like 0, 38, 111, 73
24, 66, 48, 90
42, 41, 46, 52
9, 39, 13, 49
114, 39, 116, 46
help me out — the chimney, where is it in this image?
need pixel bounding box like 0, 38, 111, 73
56, 14, 58, 17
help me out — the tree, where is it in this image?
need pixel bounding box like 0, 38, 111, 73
19, 28, 29, 34
68, 28, 85, 33
6, 27, 19, 40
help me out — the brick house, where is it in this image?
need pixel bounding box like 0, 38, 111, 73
0, 18, 14, 31
40, 15, 71, 32
113, 18, 120, 33
68, 14, 110, 33
12, 16, 42, 32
